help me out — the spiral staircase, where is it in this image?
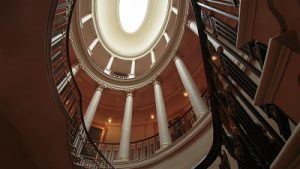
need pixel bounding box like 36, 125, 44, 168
1, 0, 300, 169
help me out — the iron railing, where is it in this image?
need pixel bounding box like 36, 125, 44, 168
191, 0, 292, 168
96, 108, 198, 162
49, 0, 114, 168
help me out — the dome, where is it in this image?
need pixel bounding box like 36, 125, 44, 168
70, 0, 189, 90
94, 0, 169, 59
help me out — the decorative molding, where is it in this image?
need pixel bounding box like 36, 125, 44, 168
236, 0, 257, 48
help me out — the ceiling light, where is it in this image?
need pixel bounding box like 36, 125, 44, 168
108, 118, 112, 123
150, 114, 155, 119
183, 91, 188, 97
211, 55, 218, 61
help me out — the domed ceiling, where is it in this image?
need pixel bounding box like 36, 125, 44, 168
94, 0, 170, 59
70, 0, 189, 90
69, 0, 207, 141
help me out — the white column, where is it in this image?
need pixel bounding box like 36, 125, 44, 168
150, 50, 156, 65
71, 64, 80, 75
153, 80, 172, 148
187, 20, 198, 36
57, 64, 80, 93
172, 6, 178, 15
80, 14, 92, 27
129, 60, 135, 78
87, 38, 98, 55
83, 86, 103, 131
174, 56, 209, 118
163, 32, 170, 43
104, 56, 114, 74
118, 92, 133, 161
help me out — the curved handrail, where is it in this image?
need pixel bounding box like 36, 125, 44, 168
97, 107, 194, 145
47, 0, 114, 168
191, 0, 223, 168
65, 1, 115, 168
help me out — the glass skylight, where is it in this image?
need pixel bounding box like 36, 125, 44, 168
119, 0, 148, 33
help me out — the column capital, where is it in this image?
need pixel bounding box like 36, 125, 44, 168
173, 55, 182, 62
72, 64, 81, 70
153, 79, 160, 85
96, 85, 104, 92
186, 20, 194, 27
126, 91, 133, 97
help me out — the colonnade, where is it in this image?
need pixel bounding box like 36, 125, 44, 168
73, 20, 206, 161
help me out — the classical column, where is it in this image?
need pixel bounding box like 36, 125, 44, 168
150, 50, 156, 64
187, 20, 198, 36
58, 64, 81, 93
80, 13, 92, 27
83, 86, 103, 131
174, 56, 209, 118
153, 80, 172, 148
118, 92, 133, 161
104, 56, 114, 74
129, 60, 135, 78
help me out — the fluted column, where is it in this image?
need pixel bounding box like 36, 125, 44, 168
153, 80, 172, 148
118, 92, 133, 161
83, 86, 103, 131
174, 56, 209, 118
187, 20, 198, 36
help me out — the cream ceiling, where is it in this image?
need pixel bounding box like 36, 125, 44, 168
94, 0, 170, 59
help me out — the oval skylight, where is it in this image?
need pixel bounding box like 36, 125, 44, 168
119, 0, 148, 33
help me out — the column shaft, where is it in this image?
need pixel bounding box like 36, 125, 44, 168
118, 92, 133, 160
174, 56, 208, 117
58, 65, 80, 93
154, 81, 172, 148
84, 87, 103, 131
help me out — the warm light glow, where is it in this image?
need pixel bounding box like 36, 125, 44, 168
183, 91, 188, 97
108, 118, 112, 123
211, 55, 218, 61
150, 114, 155, 119
119, 0, 148, 33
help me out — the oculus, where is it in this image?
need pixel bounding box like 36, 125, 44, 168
118, 0, 149, 33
